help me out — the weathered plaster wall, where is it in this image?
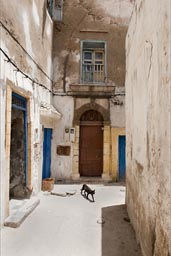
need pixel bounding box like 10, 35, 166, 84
1, 0, 54, 139
53, 0, 134, 91
52, 0, 133, 180
51, 93, 125, 180
0, 0, 54, 225
0, 80, 7, 228
97, 0, 134, 21
1, 0, 53, 87
126, 0, 171, 255
51, 96, 74, 180
110, 87, 125, 127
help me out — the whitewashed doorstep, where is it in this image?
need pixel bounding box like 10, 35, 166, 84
4, 197, 40, 228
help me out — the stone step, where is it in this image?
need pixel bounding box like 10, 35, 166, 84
4, 197, 40, 228
55, 177, 115, 185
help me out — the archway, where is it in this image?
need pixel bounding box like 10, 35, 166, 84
79, 110, 103, 177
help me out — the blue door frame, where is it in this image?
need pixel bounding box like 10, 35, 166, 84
42, 128, 52, 179
118, 135, 126, 181
12, 92, 28, 184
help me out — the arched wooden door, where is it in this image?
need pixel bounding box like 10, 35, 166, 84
79, 110, 103, 177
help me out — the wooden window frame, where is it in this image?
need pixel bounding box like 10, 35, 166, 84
80, 40, 107, 84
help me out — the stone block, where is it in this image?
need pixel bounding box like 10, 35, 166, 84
73, 143, 79, 150
103, 156, 110, 173
104, 143, 110, 155
103, 126, 110, 143
4, 197, 40, 228
73, 148, 79, 156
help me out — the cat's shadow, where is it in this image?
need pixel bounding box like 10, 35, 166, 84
81, 193, 95, 203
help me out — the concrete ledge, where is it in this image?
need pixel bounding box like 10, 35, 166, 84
4, 197, 40, 228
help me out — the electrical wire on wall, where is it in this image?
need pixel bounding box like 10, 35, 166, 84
1, 47, 67, 97
0, 21, 67, 96
0, 47, 53, 94
0, 20, 54, 98
0, 21, 52, 82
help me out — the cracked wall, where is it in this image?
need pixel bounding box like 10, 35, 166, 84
0, 0, 55, 225
1, 0, 53, 87
126, 0, 171, 255
52, 0, 134, 180
53, 0, 134, 91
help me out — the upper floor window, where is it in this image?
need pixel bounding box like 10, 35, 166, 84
47, 0, 63, 21
81, 41, 106, 84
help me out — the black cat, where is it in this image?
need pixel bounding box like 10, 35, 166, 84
81, 184, 95, 202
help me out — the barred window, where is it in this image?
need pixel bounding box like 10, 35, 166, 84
81, 41, 106, 84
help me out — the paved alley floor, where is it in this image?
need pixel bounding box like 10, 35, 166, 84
1, 184, 142, 256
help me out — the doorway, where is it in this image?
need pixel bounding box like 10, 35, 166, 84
79, 110, 103, 177
10, 93, 28, 199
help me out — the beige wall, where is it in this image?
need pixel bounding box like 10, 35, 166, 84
52, 94, 125, 181
126, 0, 171, 255
51, 0, 133, 180
51, 95, 74, 180
53, 0, 134, 91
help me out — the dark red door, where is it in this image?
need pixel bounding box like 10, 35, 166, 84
79, 124, 103, 176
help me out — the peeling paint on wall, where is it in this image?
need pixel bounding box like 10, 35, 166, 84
22, 11, 35, 76
1, 0, 55, 226
71, 50, 80, 63
51, 0, 134, 181
22, 11, 33, 56
126, 0, 171, 255
97, 0, 135, 20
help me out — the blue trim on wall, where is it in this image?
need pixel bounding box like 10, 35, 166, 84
12, 92, 27, 110
11, 105, 26, 111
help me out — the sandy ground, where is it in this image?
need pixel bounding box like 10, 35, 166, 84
1, 184, 142, 256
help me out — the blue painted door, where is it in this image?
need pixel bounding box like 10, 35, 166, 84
42, 128, 52, 179
118, 136, 126, 181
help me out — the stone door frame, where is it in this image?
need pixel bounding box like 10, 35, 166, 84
4, 81, 32, 219
72, 102, 111, 180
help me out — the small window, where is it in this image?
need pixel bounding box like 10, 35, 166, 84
47, 0, 63, 21
95, 52, 103, 60
81, 41, 106, 84
84, 52, 93, 61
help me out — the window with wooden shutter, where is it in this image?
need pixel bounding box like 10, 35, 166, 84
81, 41, 106, 84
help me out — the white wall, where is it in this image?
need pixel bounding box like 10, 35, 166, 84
95, 0, 135, 22
110, 87, 125, 127
0, 0, 54, 225
0, 81, 7, 228
51, 96, 74, 180
126, 0, 171, 255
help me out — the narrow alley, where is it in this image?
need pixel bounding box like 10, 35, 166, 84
1, 0, 171, 255
1, 184, 142, 256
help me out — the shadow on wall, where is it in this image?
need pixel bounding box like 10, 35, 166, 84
102, 205, 142, 256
